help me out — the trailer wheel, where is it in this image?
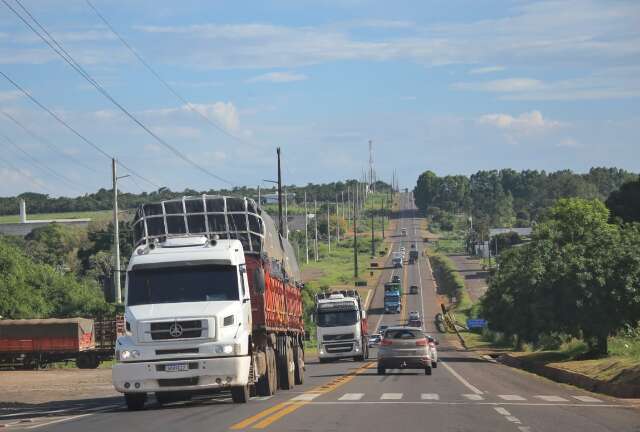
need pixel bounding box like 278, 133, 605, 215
293, 342, 304, 385
231, 385, 250, 403
125, 393, 147, 410
256, 347, 277, 396
22, 355, 38, 370
278, 337, 294, 390
76, 353, 97, 369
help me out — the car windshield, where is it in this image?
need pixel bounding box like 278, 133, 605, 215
316, 310, 358, 327
385, 329, 423, 339
127, 264, 239, 306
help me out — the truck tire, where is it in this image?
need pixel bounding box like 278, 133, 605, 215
231, 385, 250, 403
278, 337, 294, 390
76, 353, 98, 369
256, 347, 277, 396
432, 361, 438, 369
125, 393, 147, 410
293, 343, 304, 385
377, 365, 385, 375
425, 366, 432, 376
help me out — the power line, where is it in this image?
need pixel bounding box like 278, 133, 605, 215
1, 109, 107, 178
84, 0, 244, 144
4, 0, 233, 186
0, 131, 86, 193
0, 70, 160, 189
0, 152, 55, 194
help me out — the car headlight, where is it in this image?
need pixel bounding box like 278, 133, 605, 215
118, 349, 141, 361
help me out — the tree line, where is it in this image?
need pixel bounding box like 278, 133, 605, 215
0, 180, 392, 216
413, 167, 637, 233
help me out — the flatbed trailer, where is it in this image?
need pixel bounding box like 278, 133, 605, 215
0, 316, 123, 369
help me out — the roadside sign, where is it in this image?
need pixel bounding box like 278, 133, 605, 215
466, 319, 487, 329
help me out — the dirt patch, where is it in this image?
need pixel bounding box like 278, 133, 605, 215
301, 267, 326, 282
0, 369, 118, 405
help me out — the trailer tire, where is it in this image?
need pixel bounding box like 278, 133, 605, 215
256, 347, 277, 396
76, 353, 98, 369
293, 343, 304, 385
231, 385, 250, 403
278, 337, 294, 390
125, 393, 147, 410
22, 355, 38, 370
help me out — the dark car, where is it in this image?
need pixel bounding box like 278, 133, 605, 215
409, 285, 418, 294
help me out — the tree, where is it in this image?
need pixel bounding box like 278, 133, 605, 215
605, 178, 640, 223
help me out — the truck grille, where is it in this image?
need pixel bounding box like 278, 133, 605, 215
157, 377, 199, 387
323, 333, 354, 341
325, 343, 354, 353
149, 320, 204, 340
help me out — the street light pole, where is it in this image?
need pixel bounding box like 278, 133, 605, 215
353, 193, 358, 278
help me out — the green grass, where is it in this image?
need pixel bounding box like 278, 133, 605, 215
0, 210, 111, 224
434, 238, 466, 254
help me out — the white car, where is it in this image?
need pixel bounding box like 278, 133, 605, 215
368, 334, 382, 347
426, 335, 439, 368
408, 311, 420, 321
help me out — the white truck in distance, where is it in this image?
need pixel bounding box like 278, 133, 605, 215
315, 291, 369, 362
112, 196, 305, 410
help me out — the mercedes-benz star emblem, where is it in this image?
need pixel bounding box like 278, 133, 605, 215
168, 323, 183, 338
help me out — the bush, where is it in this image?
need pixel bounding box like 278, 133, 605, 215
429, 253, 467, 305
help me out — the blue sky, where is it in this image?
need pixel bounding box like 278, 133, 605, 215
0, 0, 638, 196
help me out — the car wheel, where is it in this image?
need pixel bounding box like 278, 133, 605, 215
425, 366, 432, 376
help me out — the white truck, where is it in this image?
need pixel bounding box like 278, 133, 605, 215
315, 290, 369, 363
112, 196, 305, 410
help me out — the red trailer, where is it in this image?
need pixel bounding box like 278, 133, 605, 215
0, 316, 123, 369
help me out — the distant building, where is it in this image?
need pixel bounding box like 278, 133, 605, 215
0, 199, 91, 237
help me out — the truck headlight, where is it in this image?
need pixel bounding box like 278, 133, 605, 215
214, 343, 241, 355
118, 349, 140, 361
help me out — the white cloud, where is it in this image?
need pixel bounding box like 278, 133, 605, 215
453, 78, 542, 92
469, 66, 505, 75
557, 137, 582, 148
246, 71, 308, 83
0, 90, 24, 102
477, 110, 562, 134
142, 101, 241, 133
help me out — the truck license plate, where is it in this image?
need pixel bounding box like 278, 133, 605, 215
165, 363, 189, 372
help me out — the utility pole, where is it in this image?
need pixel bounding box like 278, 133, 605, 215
353, 193, 358, 278
327, 203, 331, 252
368, 139, 374, 194
257, 185, 261, 206
381, 198, 385, 239
284, 185, 288, 239
341, 191, 344, 219
371, 207, 375, 257
336, 194, 340, 243
276, 147, 283, 236
112, 158, 121, 304
304, 191, 309, 264
314, 199, 318, 261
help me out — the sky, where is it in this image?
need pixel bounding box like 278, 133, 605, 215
0, 0, 639, 197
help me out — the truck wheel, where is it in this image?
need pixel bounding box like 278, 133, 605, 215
278, 338, 294, 390
318, 357, 329, 364
231, 385, 250, 403
125, 393, 147, 410
432, 361, 438, 369
377, 365, 385, 375
22, 355, 38, 370
76, 353, 94, 369
293, 343, 304, 385
257, 347, 277, 396
425, 366, 432, 376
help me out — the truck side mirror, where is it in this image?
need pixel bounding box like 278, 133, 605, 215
254, 267, 265, 294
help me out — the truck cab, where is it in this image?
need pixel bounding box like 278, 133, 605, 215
113, 236, 252, 408
383, 284, 402, 314
315, 292, 368, 362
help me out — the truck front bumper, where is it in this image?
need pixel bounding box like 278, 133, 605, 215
112, 355, 251, 393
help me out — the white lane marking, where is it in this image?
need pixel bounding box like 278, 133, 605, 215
534, 395, 568, 402
506, 416, 522, 424
252, 396, 273, 401
302, 401, 628, 408
339, 393, 364, 401
291, 393, 321, 401
518, 427, 532, 432
421, 393, 440, 400
380, 393, 403, 400
463, 394, 484, 401
572, 395, 602, 403
441, 361, 483, 395
498, 394, 527, 401
494, 407, 511, 416
22, 404, 119, 431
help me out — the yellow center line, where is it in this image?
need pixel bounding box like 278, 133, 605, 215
230, 362, 375, 430
401, 259, 409, 323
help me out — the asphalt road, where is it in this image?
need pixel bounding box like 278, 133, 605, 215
2, 193, 639, 431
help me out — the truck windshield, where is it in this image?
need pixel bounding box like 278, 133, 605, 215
316, 310, 358, 327
384, 295, 400, 302
127, 265, 239, 306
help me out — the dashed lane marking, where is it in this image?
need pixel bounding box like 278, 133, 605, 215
494, 407, 511, 416
498, 395, 527, 401
506, 416, 522, 424
534, 395, 568, 402
421, 393, 440, 400
339, 393, 364, 401
463, 394, 484, 401
380, 393, 403, 400
291, 393, 321, 401
572, 396, 602, 403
